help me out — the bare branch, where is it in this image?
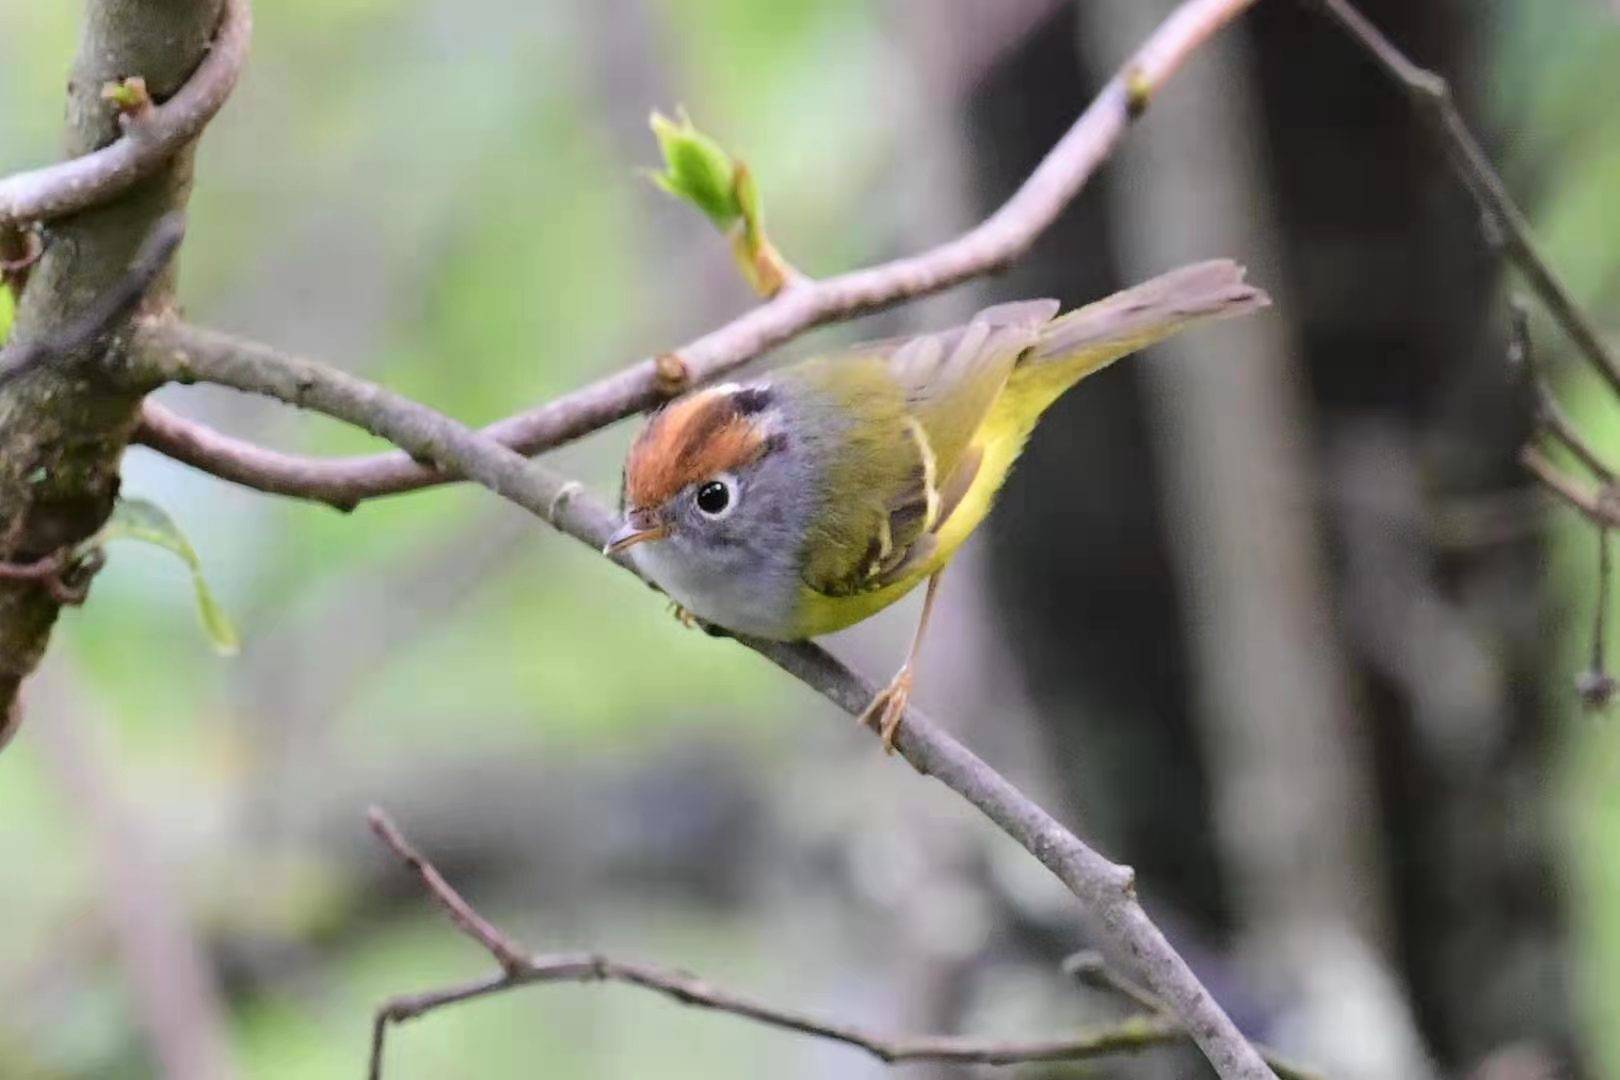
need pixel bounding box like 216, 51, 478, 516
1520, 447, 1620, 528
1508, 303, 1617, 486
0, 213, 186, 385
0, 0, 252, 228
366, 809, 1319, 1080
1312, 0, 1620, 398
131, 0, 1263, 509
365, 808, 527, 974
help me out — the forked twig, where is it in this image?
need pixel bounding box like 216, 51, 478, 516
366, 808, 1321, 1080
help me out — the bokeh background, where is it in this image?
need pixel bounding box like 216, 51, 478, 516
3, 1, 1619, 1077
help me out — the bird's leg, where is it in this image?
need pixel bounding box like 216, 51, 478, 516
667, 600, 698, 629
859, 569, 944, 753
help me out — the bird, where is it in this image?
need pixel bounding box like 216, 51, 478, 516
606, 260, 1269, 749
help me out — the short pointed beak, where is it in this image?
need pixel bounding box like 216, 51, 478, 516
603, 513, 668, 556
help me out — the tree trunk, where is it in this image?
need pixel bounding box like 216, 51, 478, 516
0, 0, 223, 716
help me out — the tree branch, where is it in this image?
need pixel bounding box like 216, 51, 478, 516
1318, 0, 1620, 714
0, 0, 252, 228
1311, 0, 1620, 399
1520, 447, 1619, 529
128, 308, 1278, 1079
130, 0, 1263, 511
367, 808, 1320, 1080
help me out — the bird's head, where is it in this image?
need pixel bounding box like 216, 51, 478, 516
606, 382, 792, 562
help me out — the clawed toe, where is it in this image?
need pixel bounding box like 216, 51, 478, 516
858, 670, 913, 754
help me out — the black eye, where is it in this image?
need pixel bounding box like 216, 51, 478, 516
695, 480, 731, 516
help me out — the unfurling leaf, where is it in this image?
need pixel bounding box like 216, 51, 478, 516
647, 108, 741, 229
645, 110, 792, 298
75, 498, 240, 655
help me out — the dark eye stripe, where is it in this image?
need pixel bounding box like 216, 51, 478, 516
731, 385, 774, 414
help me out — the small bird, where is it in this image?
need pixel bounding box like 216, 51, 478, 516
607, 261, 1269, 749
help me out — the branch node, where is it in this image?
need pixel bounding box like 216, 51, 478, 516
1577, 669, 1616, 712
547, 480, 584, 524
1124, 65, 1154, 118
102, 76, 154, 124
654, 351, 691, 397
1408, 68, 1449, 106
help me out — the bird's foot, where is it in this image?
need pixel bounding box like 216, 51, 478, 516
667, 601, 699, 629
858, 668, 913, 754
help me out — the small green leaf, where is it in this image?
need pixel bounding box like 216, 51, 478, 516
76, 498, 240, 656
0, 282, 13, 346
647, 108, 742, 229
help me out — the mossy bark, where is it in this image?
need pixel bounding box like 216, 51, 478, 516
0, 0, 224, 712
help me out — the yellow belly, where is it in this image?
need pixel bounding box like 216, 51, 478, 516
788, 360, 1075, 638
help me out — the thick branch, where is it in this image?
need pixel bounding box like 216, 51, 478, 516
130, 312, 1277, 1080
131, 0, 1262, 510
367, 809, 1318, 1080
0, 0, 252, 228
1314, 0, 1620, 398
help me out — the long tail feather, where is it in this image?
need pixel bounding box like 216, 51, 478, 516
1029, 259, 1269, 370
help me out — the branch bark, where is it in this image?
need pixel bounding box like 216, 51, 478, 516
0, 0, 237, 728
129, 0, 1263, 512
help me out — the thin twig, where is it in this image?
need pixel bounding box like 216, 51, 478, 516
131, 0, 1263, 511
365, 808, 527, 974
1521, 447, 1620, 528
1509, 299, 1617, 484
1312, 0, 1620, 399
1580, 527, 1617, 709
367, 808, 1317, 1080
1323, 0, 1620, 713
0, 0, 252, 228
0, 213, 186, 385
1063, 949, 1166, 1013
